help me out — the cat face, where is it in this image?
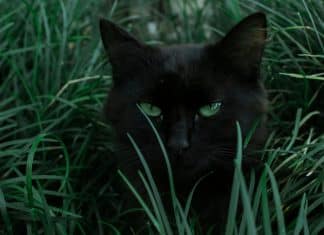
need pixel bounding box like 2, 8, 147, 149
100, 13, 268, 181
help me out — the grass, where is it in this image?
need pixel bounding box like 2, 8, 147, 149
0, 0, 323, 234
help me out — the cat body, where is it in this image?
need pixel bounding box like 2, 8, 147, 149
100, 13, 268, 233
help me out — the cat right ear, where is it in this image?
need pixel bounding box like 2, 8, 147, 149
99, 19, 141, 54
99, 19, 147, 80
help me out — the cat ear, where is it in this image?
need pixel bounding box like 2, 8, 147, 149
99, 19, 149, 82
99, 18, 142, 54
218, 12, 267, 78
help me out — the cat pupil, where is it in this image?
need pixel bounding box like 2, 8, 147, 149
210, 103, 221, 110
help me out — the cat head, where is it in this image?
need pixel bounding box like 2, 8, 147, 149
100, 13, 268, 180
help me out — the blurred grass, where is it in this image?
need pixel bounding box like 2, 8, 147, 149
0, 0, 323, 234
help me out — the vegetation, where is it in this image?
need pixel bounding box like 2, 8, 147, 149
0, 0, 323, 234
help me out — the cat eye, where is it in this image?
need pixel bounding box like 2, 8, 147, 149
138, 102, 162, 117
198, 102, 222, 118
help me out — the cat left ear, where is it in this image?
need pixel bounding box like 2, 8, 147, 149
218, 12, 267, 79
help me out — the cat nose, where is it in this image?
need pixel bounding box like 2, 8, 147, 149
167, 137, 190, 155
167, 112, 191, 156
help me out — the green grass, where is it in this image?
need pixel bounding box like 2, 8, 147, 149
0, 0, 323, 234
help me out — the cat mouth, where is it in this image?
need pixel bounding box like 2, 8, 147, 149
170, 152, 214, 171
169, 150, 240, 176
169, 151, 195, 168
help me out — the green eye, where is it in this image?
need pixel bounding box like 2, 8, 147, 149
139, 102, 162, 117
199, 102, 222, 117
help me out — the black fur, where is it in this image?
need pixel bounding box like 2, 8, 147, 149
100, 13, 268, 233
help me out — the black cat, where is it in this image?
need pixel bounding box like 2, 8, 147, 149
100, 12, 268, 234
